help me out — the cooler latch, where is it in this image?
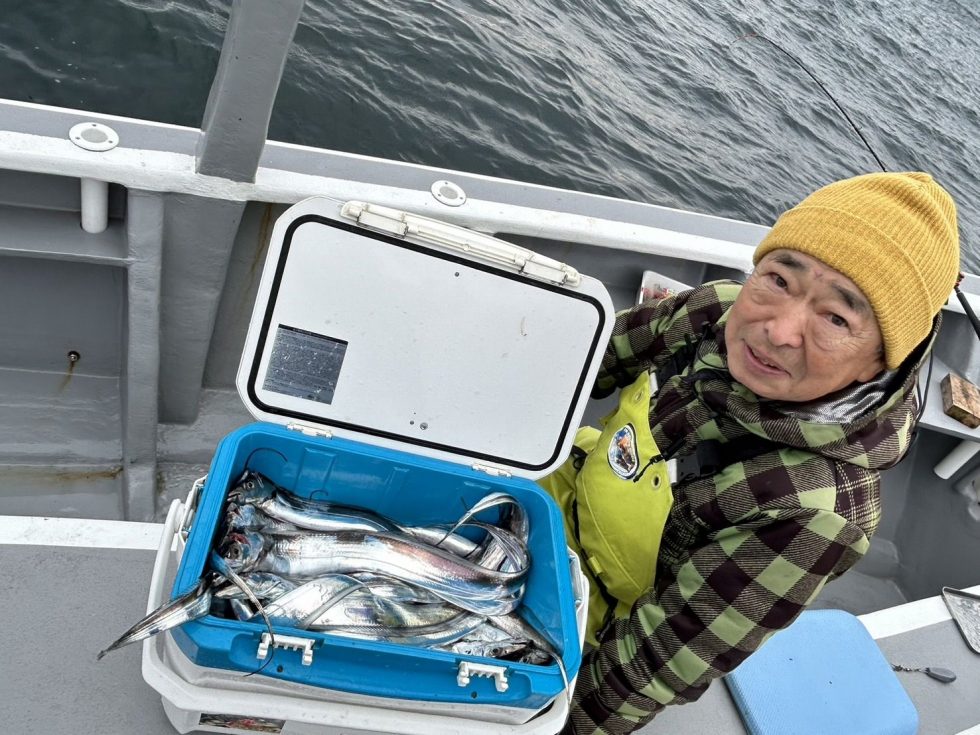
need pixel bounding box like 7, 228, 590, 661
457, 661, 510, 692
257, 632, 316, 666
340, 201, 581, 287
287, 422, 333, 439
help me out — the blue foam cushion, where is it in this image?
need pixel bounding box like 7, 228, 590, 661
724, 609, 918, 735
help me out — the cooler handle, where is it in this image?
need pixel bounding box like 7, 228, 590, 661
341, 201, 581, 287
177, 475, 207, 542
146, 498, 183, 614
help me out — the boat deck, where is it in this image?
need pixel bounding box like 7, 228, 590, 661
2, 516, 978, 735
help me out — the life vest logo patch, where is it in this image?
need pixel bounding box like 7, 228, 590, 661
608, 423, 639, 479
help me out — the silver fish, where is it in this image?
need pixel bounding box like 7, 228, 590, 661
260, 492, 479, 557
256, 492, 395, 534
447, 631, 529, 659
225, 502, 300, 535
397, 525, 479, 558
97, 576, 214, 659
488, 610, 562, 660
310, 595, 463, 630
229, 598, 255, 620
231, 530, 527, 616
217, 530, 266, 570
321, 610, 489, 647
445, 613, 558, 665
449, 493, 529, 572
210, 474, 547, 660
251, 574, 365, 629
213, 572, 297, 601
226, 470, 276, 505
460, 521, 529, 573
349, 572, 443, 604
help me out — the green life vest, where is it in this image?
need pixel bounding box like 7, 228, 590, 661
540, 372, 673, 645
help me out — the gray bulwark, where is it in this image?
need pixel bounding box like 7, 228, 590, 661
122, 191, 164, 521
160, 0, 304, 427
159, 194, 246, 424
196, 0, 306, 182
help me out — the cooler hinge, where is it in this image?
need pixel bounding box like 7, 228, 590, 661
340, 201, 581, 287
472, 464, 512, 478
286, 422, 333, 439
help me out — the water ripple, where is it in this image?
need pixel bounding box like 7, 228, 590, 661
0, 0, 976, 271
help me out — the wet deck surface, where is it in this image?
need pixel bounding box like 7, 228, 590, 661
3, 535, 979, 735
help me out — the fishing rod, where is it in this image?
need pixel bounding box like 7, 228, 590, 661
734, 32, 980, 345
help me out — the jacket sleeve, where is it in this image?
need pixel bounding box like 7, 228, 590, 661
562, 480, 873, 734
593, 282, 739, 399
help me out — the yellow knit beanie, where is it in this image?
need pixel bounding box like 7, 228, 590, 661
753, 172, 960, 369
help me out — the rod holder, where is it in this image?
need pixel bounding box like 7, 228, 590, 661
80, 178, 109, 233
68, 122, 118, 235
933, 438, 980, 479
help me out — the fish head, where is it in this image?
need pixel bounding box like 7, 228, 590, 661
226, 470, 275, 505
225, 503, 261, 532
217, 531, 265, 572
224, 503, 244, 528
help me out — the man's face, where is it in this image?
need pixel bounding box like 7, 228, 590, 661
724, 249, 886, 402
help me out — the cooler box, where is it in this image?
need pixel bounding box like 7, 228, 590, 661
144, 496, 590, 734
144, 197, 614, 731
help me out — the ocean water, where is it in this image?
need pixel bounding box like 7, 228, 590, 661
1, 0, 977, 271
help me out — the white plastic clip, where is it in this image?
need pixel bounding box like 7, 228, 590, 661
457, 661, 509, 692
257, 633, 316, 666
471, 464, 512, 478
286, 422, 333, 440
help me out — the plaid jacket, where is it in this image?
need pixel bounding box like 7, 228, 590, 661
564, 281, 927, 735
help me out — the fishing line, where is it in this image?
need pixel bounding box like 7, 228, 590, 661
734, 31, 980, 348
734, 32, 887, 174
210, 550, 279, 677
916, 338, 935, 425
242, 446, 288, 474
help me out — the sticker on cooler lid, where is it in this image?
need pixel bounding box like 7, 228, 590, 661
262, 325, 348, 404
198, 713, 284, 732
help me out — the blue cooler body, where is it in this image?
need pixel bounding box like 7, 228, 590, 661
167, 198, 615, 716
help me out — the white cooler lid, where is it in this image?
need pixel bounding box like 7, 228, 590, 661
236, 198, 615, 480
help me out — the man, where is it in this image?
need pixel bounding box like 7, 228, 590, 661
540, 171, 960, 735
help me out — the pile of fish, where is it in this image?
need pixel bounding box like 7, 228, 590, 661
99, 469, 561, 668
